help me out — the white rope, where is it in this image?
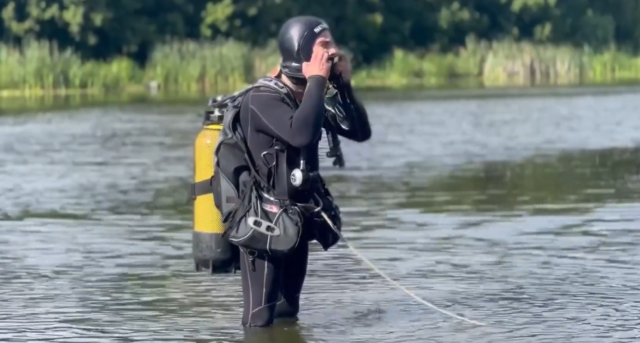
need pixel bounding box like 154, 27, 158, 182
320, 212, 487, 326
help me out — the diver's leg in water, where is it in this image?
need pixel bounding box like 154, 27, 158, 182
240, 248, 284, 327
243, 323, 309, 343
275, 240, 309, 319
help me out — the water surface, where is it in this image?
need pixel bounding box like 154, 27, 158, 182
1, 87, 640, 342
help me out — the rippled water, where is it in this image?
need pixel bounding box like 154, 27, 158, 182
2, 87, 640, 343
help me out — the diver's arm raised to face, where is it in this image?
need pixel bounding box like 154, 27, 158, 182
248, 76, 327, 148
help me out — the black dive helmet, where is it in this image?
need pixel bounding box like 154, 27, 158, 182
278, 15, 330, 83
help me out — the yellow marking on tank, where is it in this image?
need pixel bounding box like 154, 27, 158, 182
193, 124, 224, 234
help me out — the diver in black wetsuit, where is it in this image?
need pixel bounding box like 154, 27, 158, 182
237, 15, 372, 327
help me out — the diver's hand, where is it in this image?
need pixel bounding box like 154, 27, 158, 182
303, 45, 331, 79
333, 51, 352, 81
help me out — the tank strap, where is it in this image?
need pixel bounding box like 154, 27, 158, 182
190, 179, 213, 200
190, 178, 240, 205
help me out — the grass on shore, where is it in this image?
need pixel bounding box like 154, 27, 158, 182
2, 37, 640, 97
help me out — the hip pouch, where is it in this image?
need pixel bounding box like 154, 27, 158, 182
222, 183, 304, 256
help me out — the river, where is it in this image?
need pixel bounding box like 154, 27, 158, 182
1, 85, 640, 343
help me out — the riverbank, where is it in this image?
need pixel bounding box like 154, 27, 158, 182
2, 38, 640, 97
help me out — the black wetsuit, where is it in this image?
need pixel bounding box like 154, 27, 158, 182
237, 75, 371, 327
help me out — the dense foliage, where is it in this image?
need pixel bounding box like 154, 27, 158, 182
1, 0, 639, 65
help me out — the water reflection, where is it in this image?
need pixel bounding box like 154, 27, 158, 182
4, 83, 640, 116
400, 146, 640, 214
242, 324, 309, 343
313, 146, 640, 225
0, 92, 205, 116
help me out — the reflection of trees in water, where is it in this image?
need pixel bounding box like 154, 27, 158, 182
107, 179, 193, 224
243, 324, 310, 343
400, 147, 640, 214
143, 147, 640, 219
0, 93, 205, 115
1, 95, 123, 115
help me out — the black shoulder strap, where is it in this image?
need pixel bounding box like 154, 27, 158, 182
255, 78, 301, 200
253, 77, 299, 110
232, 77, 299, 196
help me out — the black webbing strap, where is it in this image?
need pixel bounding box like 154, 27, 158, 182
190, 179, 213, 200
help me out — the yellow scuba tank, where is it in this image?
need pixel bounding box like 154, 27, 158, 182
191, 105, 238, 273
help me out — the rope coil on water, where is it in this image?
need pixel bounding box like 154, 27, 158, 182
320, 212, 486, 326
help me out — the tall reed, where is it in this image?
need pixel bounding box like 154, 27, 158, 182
2, 38, 640, 97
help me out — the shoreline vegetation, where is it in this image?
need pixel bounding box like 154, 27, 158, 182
2, 38, 640, 98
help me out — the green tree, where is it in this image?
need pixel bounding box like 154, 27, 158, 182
2, 0, 640, 66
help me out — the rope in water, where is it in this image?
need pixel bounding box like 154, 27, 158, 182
320, 212, 486, 326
